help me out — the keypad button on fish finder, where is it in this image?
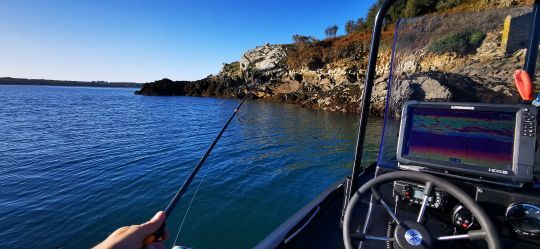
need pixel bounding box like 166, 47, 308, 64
521, 111, 536, 137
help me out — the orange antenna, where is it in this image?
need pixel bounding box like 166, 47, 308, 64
514, 70, 534, 101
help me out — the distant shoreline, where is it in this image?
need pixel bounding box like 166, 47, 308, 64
0, 77, 143, 88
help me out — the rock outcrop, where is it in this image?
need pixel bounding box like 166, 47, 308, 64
240, 44, 289, 79
136, 43, 527, 116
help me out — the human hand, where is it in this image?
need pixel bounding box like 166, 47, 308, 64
93, 211, 169, 249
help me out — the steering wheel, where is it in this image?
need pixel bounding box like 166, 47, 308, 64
342, 171, 501, 249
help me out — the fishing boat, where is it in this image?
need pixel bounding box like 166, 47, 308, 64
253, 0, 540, 248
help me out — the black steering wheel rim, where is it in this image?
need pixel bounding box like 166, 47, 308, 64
342, 171, 501, 249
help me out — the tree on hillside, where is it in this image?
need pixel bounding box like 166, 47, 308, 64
365, 0, 407, 27
345, 20, 356, 34
403, 0, 438, 17
388, 0, 407, 21
292, 34, 310, 43
292, 34, 318, 44
325, 25, 339, 38
345, 18, 368, 35
365, 0, 384, 28
356, 17, 367, 31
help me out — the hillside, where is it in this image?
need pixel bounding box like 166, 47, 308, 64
0, 77, 142, 88
135, 0, 538, 115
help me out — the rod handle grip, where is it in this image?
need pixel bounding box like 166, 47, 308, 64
143, 223, 166, 245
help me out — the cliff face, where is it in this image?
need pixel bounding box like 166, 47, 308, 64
136, 6, 538, 115
135, 43, 386, 114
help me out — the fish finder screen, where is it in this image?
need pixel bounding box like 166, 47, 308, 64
403, 107, 515, 170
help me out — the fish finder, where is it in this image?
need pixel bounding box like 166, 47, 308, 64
397, 101, 537, 183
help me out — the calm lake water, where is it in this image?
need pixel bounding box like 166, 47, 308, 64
0, 85, 382, 248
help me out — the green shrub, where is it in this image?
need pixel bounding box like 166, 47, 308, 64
292, 35, 318, 44
403, 0, 438, 18
222, 61, 239, 71
428, 30, 486, 54
468, 31, 486, 46
365, 0, 407, 28
221, 61, 242, 77
436, 0, 467, 10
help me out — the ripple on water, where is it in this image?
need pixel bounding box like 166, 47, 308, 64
0, 85, 382, 248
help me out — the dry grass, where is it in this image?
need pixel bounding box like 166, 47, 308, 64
286, 28, 395, 70
443, 0, 533, 13
285, 0, 535, 70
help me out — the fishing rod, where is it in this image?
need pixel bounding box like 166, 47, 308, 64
143, 89, 250, 244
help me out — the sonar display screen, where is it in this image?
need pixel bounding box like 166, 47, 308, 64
402, 107, 515, 170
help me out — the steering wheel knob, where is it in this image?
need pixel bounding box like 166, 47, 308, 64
394, 220, 433, 249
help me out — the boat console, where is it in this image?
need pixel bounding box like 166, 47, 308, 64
342, 100, 540, 248
384, 101, 540, 245
341, 5, 540, 245
397, 101, 537, 185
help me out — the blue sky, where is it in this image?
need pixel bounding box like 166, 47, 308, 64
0, 0, 376, 82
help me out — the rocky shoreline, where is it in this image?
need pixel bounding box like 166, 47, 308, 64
135, 7, 537, 115
135, 45, 527, 116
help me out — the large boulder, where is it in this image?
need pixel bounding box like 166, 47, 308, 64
389, 73, 453, 115
394, 74, 452, 101
272, 79, 302, 94
300, 70, 322, 85
239, 44, 288, 79
328, 67, 358, 85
